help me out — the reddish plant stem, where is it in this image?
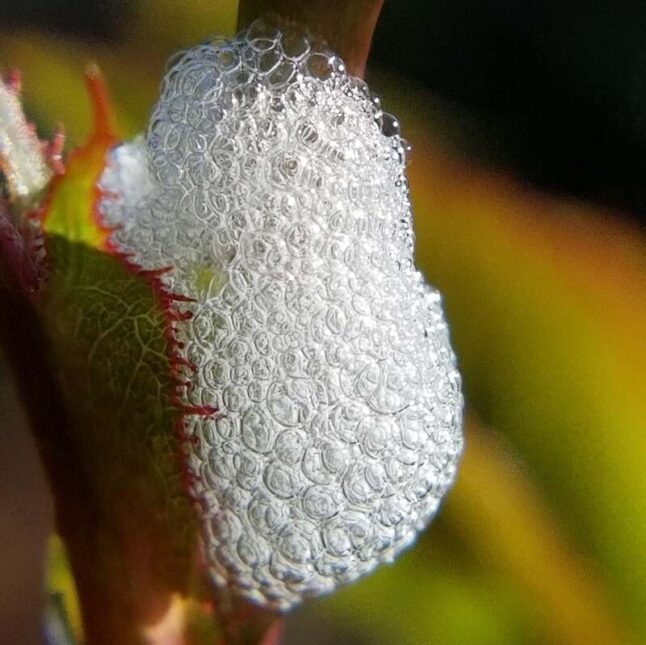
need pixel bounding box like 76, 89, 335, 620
0, 263, 109, 640
237, 0, 384, 78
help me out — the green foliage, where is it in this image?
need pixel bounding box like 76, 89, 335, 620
45, 536, 82, 645
36, 201, 212, 641
0, 69, 222, 642
40, 232, 197, 571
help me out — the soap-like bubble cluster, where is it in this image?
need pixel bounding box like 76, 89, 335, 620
100, 20, 463, 611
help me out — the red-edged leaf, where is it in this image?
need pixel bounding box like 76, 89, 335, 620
41, 65, 116, 250
35, 70, 224, 643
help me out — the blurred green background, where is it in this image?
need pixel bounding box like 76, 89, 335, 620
0, 1, 644, 643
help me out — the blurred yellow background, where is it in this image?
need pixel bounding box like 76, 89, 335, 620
0, 1, 644, 643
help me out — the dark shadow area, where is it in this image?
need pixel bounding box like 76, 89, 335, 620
372, 0, 646, 225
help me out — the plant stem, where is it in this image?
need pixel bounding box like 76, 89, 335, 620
0, 258, 103, 639
237, 0, 384, 78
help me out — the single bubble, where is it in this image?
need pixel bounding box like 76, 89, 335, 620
264, 461, 299, 499
241, 407, 274, 454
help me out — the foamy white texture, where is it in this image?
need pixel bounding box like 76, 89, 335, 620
100, 21, 463, 611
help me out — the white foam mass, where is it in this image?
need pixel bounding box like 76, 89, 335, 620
100, 20, 464, 611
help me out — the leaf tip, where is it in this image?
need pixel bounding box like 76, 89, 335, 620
84, 63, 117, 142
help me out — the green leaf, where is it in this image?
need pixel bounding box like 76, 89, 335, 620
41, 66, 115, 250
35, 70, 221, 643
45, 535, 82, 645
